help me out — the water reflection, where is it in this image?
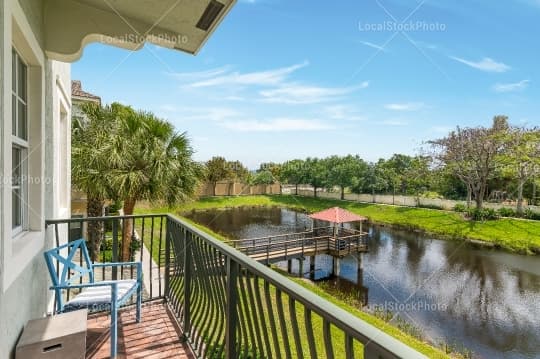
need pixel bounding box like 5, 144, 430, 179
185, 207, 540, 359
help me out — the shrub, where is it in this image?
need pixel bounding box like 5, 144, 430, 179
497, 207, 516, 218
466, 208, 498, 221
524, 209, 540, 221
453, 203, 467, 212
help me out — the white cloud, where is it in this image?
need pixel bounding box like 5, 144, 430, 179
184, 61, 309, 88
385, 102, 425, 111
381, 119, 408, 126
167, 106, 241, 122
323, 105, 367, 121
492, 80, 530, 93
359, 41, 389, 52
450, 56, 511, 73
221, 118, 332, 132
170, 66, 231, 80
260, 82, 369, 104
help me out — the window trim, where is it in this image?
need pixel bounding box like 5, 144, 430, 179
11, 47, 29, 236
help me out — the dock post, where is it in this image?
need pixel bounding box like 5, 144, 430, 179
333, 257, 341, 277
298, 257, 304, 277
309, 256, 315, 280
287, 259, 293, 274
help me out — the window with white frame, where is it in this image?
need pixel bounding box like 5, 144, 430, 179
12, 48, 28, 235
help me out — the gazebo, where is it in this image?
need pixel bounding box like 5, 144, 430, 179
309, 207, 367, 236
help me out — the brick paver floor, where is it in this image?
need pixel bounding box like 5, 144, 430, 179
86, 301, 194, 359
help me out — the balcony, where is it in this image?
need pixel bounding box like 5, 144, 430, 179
46, 214, 426, 359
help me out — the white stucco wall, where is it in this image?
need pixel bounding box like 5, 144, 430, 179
0, 0, 71, 357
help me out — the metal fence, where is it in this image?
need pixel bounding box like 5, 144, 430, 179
46, 214, 426, 359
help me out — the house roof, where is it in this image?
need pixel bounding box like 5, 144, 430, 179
309, 207, 367, 224
44, 0, 236, 62
71, 81, 101, 104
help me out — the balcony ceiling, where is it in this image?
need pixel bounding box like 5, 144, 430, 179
44, 0, 236, 62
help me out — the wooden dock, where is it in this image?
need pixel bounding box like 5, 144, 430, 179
229, 227, 368, 264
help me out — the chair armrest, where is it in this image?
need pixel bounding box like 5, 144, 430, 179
51, 282, 119, 290
92, 261, 141, 268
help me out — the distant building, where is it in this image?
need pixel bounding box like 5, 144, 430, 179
71, 80, 101, 122
70, 80, 101, 217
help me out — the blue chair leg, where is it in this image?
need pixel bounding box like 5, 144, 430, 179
136, 283, 142, 323
111, 284, 118, 358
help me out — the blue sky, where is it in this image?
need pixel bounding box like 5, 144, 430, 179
73, 0, 540, 168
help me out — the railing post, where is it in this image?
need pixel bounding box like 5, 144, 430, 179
266, 240, 270, 265
183, 231, 192, 341
225, 256, 239, 359
164, 217, 171, 299
112, 219, 119, 280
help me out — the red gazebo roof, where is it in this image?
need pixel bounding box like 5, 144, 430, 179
309, 207, 367, 224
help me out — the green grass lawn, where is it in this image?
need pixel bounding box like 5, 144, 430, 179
139, 194, 540, 254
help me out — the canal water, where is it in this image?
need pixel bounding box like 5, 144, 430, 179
184, 206, 540, 359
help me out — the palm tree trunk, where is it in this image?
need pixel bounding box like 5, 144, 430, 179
121, 197, 137, 261
86, 196, 104, 261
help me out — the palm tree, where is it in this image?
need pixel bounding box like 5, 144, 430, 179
105, 105, 203, 260
72, 103, 117, 260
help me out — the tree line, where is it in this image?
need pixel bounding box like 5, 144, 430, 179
207, 116, 540, 215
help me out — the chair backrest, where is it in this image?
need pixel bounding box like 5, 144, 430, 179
44, 239, 94, 297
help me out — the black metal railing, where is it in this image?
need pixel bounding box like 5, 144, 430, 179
46, 214, 168, 302
46, 214, 426, 359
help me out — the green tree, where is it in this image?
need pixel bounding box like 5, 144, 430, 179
72, 103, 116, 260
252, 170, 275, 185
499, 127, 540, 214
228, 160, 250, 182
280, 159, 307, 195
305, 158, 328, 197
357, 160, 388, 196
430, 116, 508, 209
404, 156, 433, 197
107, 105, 203, 260
206, 157, 233, 196
259, 162, 282, 180
325, 155, 368, 199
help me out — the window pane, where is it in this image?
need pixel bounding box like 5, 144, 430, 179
12, 147, 21, 186
18, 99, 27, 140
18, 57, 27, 101
12, 188, 21, 229
12, 49, 17, 93
12, 95, 17, 136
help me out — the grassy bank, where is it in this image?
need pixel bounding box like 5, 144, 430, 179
139, 194, 540, 254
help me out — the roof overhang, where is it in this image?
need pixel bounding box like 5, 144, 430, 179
44, 0, 236, 62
